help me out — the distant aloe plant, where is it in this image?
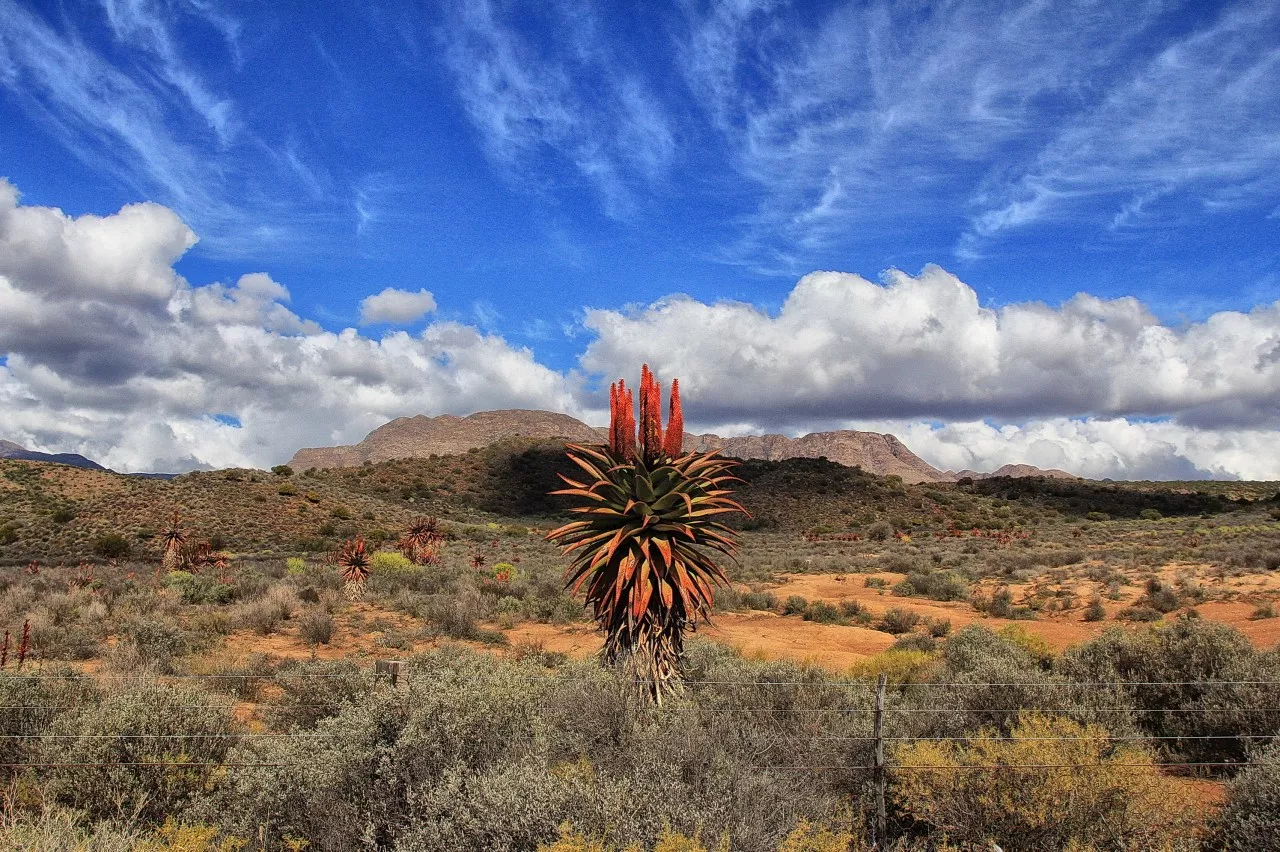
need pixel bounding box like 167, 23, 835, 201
160, 509, 187, 573
398, 516, 444, 565
547, 365, 746, 703
336, 536, 371, 599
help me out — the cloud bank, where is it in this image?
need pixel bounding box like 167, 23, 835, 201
581, 266, 1280, 429
1, 182, 1277, 479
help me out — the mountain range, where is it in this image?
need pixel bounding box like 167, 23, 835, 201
287, 410, 1076, 483
0, 439, 106, 471
3, 411, 1076, 482
0, 440, 178, 478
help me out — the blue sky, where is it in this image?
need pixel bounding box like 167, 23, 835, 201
1, 0, 1279, 477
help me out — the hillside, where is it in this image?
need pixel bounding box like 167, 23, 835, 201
0, 442, 1268, 564
688, 429, 947, 483
954, 464, 1077, 480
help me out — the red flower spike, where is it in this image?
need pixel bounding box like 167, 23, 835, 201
663, 378, 684, 457
623, 386, 636, 459
614, 381, 624, 455
649, 378, 663, 461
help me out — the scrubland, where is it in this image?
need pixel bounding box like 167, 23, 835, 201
0, 445, 1278, 849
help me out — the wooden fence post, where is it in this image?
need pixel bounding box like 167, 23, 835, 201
375, 659, 402, 687
873, 672, 887, 849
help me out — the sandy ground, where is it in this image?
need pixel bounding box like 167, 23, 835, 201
219, 601, 434, 663
504, 612, 900, 669
202, 566, 1280, 676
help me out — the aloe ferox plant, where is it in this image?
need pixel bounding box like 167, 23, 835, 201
547, 365, 747, 702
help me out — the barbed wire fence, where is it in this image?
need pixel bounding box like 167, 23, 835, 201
0, 666, 1277, 848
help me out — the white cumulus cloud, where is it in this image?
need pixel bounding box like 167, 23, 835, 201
582, 266, 1280, 429
0, 180, 581, 472
853, 418, 1280, 482
358, 287, 438, 325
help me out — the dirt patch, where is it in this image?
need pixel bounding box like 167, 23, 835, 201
761, 573, 1112, 651
505, 611, 897, 672
1195, 602, 1280, 646
218, 602, 431, 663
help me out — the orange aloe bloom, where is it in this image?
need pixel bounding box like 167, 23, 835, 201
609, 367, 689, 462
663, 378, 684, 457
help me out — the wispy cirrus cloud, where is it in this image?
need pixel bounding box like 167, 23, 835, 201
959, 1, 1280, 256
673, 0, 1280, 272
437, 0, 675, 218
0, 1, 238, 229
98, 0, 240, 145
0, 1, 340, 255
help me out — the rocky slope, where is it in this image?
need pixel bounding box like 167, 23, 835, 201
288, 410, 602, 469
685, 431, 948, 484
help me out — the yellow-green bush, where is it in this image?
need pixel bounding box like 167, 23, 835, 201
997, 624, 1054, 665
370, 550, 414, 573
135, 820, 248, 851
538, 821, 849, 852
891, 712, 1197, 850
776, 819, 852, 852
846, 649, 934, 683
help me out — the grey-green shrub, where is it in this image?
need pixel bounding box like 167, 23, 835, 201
42, 682, 239, 822
1056, 618, 1280, 762
298, 609, 335, 645
1214, 741, 1280, 850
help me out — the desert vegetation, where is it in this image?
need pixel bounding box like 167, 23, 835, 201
0, 441, 1279, 848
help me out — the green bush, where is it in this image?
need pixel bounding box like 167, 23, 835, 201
802, 600, 843, 624
1083, 597, 1106, 622
93, 533, 131, 559
782, 595, 809, 616
164, 570, 234, 605
878, 607, 920, 635
896, 570, 969, 602
741, 591, 777, 611
1057, 619, 1280, 762
370, 550, 414, 573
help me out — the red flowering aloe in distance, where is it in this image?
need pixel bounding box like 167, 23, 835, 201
547, 365, 746, 702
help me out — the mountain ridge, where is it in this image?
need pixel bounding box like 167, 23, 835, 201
286, 409, 1075, 482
